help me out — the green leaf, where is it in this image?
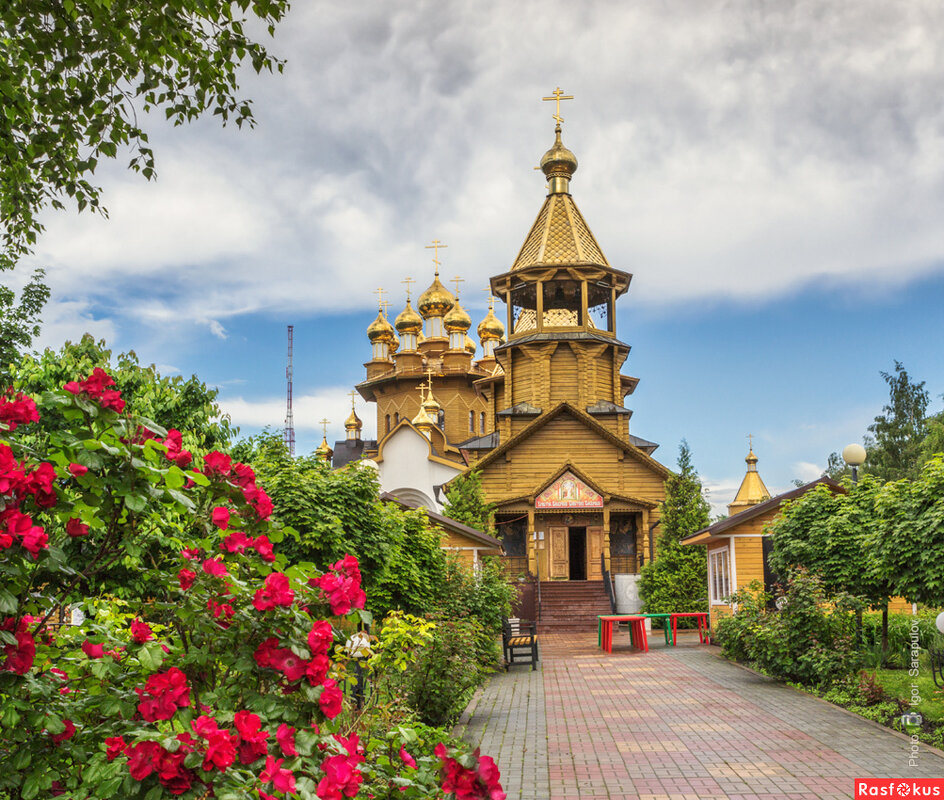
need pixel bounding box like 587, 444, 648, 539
124, 493, 147, 513
0, 587, 18, 614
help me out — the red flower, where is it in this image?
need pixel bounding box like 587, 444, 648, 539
63, 369, 125, 413
317, 734, 364, 800
244, 485, 274, 520
436, 745, 506, 800
313, 555, 365, 616
307, 620, 334, 656
253, 637, 281, 669
211, 506, 230, 530
3, 509, 49, 557
305, 654, 330, 686
203, 451, 232, 477
162, 429, 193, 468
50, 719, 76, 744
232, 462, 256, 488
253, 572, 295, 611
126, 740, 195, 793
192, 715, 237, 771
202, 557, 228, 577
68, 462, 88, 478
261, 756, 296, 794
399, 746, 416, 768
66, 517, 90, 537
0, 392, 39, 430
319, 679, 343, 719
130, 619, 153, 643
105, 736, 127, 760
207, 598, 235, 627
28, 461, 58, 508
136, 667, 191, 722
269, 647, 307, 682
82, 640, 105, 659
277, 723, 297, 757
221, 531, 253, 554
178, 568, 196, 591
252, 534, 276, 562
1, 617, 35, 674
234, 710, 269, 765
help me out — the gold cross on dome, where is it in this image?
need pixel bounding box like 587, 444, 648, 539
747, 433, 754, 449
319, 418, 330, 436
425, 239, 448, 272
542, 87, 574, 125
380, 300, 391, 317
348, 390, 358, 409
401, 276, 415, 301
483, 286, 495, 309
373, 287, 386, 311
450, 275, 464, 297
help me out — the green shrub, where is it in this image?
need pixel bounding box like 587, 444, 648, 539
714, 570, 862, 687
400, 616, 487, 727
859, 609, 940, 668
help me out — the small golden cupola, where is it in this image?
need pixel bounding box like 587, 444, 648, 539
443, 296, 471, 351
344, 400, 362, 442
727, 441, 772, 516
540, 122, 578, 195
477, 296, 505, 359
411, 380, 437, 436
366, 309, 395, 361
417, 240, 455, 339
395, 299, 423, 352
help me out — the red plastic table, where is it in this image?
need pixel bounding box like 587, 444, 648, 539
598, 615, 648, 653
669, 612, 709, 646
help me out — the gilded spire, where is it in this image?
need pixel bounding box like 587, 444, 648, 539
728, 440, 771, 516
344, 391, 362, 440
477, 292, 505, 342
315, 418, 334, 462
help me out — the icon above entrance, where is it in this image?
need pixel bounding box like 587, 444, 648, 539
535, 470, 604, 509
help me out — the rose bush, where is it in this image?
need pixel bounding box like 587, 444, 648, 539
0, 372, 504, 799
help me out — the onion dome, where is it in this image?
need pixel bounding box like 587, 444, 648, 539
540, 124, 578, 190
464, 335, 477, 355
444, 300, 472, 333
418, 272, 455, 318
344, 407, 362, 434
315, 435, 333, 462
390, 330, 400, 354
411, 403, 435, 431
366, 311, 395, 343
394, 300, 423, 335
422, 393, 441, 418
477, 307, 505, 341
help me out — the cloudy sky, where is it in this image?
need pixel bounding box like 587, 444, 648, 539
12, 0, 944, 511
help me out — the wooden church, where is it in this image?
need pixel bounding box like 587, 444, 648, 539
339, 94, 672, 624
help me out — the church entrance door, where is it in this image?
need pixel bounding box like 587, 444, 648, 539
587, 526, 603, 580
568, 527, 587, 580
549, 526, 568, 579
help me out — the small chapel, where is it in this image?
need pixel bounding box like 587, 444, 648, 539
335, 94, 673, 620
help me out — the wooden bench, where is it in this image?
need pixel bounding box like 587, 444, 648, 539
502, 617, 539, 670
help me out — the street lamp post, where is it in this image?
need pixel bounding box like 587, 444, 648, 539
842, 443, 867, 485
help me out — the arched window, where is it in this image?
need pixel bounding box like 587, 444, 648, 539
394, 412, 400, 425
469, 411, 475, 433
385, 414, 390, 434
480, 411, 486, 433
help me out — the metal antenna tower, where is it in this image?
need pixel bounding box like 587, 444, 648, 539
284, 325, 295, 456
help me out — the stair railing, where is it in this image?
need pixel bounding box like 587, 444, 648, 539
601, 552, 617, 613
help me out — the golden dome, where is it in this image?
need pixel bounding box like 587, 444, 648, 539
389, 331, 399, 354
540, 124, 578, 185
315, 435, 333, 461
394, 300, 423, 335
344, 407, 362, 432
411, 404, 435, 431
366, 311, 395, 343
464, 334, 477, 355
477, 307, 505, 341
417, 272, 455, 318
444, 300, 472, 333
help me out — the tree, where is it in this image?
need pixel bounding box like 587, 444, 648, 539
0, 0, 289, 268
442, 469, 496, 534
872, 454, 944, 607
769, 478, 897, 655
0, 269, 49, 383
639, 441, 710, 616
865, 360, 930, 482
12, 334, 236, 453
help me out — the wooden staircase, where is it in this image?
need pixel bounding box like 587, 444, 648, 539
536, 580, 613, 632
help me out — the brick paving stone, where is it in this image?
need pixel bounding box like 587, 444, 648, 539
461, 630, 944, 799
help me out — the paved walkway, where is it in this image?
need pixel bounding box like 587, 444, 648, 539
459, 631, 944, 799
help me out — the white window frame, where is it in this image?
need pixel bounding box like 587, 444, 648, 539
708, 546, 731, 605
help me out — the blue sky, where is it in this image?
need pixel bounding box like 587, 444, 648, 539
7, 0, 944, 512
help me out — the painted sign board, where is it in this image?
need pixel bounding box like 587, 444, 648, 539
535, 471, 604, 509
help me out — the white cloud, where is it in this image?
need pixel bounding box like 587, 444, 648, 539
32, 298, 117, 352
217, 387, 375, 444
208, 320, 227, 340
19, 0, 944, 335
793, 461, 826, 483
